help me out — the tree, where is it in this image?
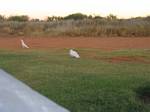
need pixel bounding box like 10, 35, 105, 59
107, 14, 117, 20
145, 16, 150, 21
30, 19, 40, 22
94, 16, 103, 19
0, 15, 5, 21
64, 13, 87, 20
47, 16, 63, 21
87, 15, 93, 19
7, 15, 29, 22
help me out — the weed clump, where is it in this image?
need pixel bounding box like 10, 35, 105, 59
136, 84, 150, 104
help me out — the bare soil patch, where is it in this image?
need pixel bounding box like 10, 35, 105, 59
0, 37, 150, 50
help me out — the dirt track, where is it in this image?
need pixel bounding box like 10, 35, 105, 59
0, 37, 150, 50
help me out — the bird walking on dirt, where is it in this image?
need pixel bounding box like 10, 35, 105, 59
21, 39, 29, 48
69, 49, 80, 58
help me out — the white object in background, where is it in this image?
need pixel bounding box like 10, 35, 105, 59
69, 49, 80, 58
0, 69, 69, 112
21, 39, 29, 48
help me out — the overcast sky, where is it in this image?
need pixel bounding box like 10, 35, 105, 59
0, 0, 150, 19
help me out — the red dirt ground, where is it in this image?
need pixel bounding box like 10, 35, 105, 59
0, 37, 150, 50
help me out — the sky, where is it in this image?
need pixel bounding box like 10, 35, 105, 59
0, 0, 150, 19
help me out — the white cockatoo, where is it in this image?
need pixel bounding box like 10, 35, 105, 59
69, 49, 80, 58
21, 39, 29, 48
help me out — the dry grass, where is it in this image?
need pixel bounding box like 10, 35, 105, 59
0, 18, 150, 37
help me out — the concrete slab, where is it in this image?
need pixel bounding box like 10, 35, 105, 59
0, 69, 69, 112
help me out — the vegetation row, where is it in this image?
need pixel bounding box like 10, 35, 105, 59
0, 13, 150, 37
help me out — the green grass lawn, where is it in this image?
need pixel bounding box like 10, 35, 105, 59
0, 49, 150, 112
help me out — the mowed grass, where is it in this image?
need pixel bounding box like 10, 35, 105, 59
0, 49, 150, 112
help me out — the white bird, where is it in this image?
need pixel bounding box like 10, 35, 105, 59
69, 49, 80, 58
21, 39, 29, 48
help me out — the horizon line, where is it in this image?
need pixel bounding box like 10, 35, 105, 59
0, 13, 150, 20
